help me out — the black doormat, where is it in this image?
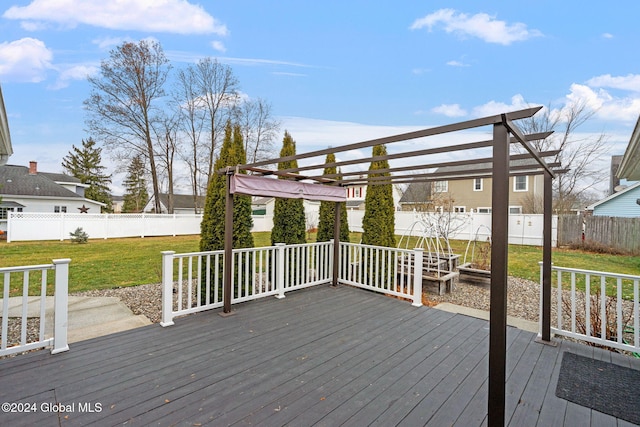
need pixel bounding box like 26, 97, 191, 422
556, 351, 640, 424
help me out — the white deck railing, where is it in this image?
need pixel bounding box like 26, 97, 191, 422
0, 259, 70, 356
338, 242, 423, 307
161, 242, 333, 326
540, 264, 640, 354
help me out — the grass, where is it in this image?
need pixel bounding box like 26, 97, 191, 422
1, 232, 639, 297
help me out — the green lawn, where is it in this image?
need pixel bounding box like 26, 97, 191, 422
1, 232, 638, 296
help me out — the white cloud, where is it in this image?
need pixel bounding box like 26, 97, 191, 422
471, 94, 530, 117
565, 83, 640, 122
446, 60, 469, 67
92, 36, 132, 50
3, 0, 228, 35
211, 41, 226, 53
586, 74, 640, 92
602, 33, 614, 39
50, 63, 99, 89
410, 8, 542, 45
0, 37, 53, 82
431, 104, 468, 117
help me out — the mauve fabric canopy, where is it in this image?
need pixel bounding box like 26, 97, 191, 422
230, 174, 347, 202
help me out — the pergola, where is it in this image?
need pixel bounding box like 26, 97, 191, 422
219, 106, 564, 427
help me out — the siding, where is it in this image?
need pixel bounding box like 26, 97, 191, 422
593, 185, 640, 217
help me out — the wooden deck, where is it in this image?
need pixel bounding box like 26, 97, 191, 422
1, 285, 639, 426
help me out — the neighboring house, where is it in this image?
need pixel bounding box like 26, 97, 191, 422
143, 193, 206, 214
399, 160, 544, 214
586, 181, 640, 218
0, 162, 105, 226
252, 196, 274, 216
345, 182, 403, 211
0, 84, 12, 166
618, 115, 640, 181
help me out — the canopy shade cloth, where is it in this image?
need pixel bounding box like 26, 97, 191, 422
230, 174, 347, 202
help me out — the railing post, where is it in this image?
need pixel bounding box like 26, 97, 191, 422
160, 251, 176, 327
412, 248, 423, 307
276, 243, 286, 299
51, 258, 70, 354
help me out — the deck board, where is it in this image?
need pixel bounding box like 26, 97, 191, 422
1, 284, 639, 427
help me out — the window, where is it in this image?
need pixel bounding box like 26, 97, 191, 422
54, 206, 68, 213
514, 176, 528, 192
1, 207, 23, 219
354, 188, 360, 198
454, 206, 466, 213
54, 206, 60, 213
477, 207, 492, 214
434, 181, 448, 192
473, 178, 483, 191
509, 206, 522, 214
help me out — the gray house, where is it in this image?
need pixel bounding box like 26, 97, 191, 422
0, 85, 12, 166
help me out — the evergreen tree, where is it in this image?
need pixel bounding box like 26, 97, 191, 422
62, 138, 113, 212
362, 144, 395, 247
316, 153, 349, 242
270, 131, 306, 245
200, 121, 254, 252
122, 155, 149, 213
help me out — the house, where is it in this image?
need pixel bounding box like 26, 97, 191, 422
143, 193, 206, 214
0, 85, 12, 166
399, 159, 545, 214
618, 114, 640, 181
586, 181, 640, 217
0, 162, 105, 227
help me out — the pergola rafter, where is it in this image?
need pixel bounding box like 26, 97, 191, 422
217, 106, 558, 427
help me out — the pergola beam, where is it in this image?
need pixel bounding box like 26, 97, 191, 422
225, 106, 543, 173
502, 115, 556, 178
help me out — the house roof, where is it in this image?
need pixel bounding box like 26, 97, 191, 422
252, 196, 273, 205
0, 85, 12, 165
156, 193, 206, 210
586, 181, 640, 210
617, 115, 640, 181
399, 181, 432, 203
0, 164, 84, 199
434, 157, 550, 175
40, 171, 85, 186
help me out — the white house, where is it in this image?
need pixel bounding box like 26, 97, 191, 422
0, 162, 105, 229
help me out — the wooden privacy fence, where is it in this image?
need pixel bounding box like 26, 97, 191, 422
558, 215, 640, 254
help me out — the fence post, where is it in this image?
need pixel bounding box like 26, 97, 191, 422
412, 248, 423, 307
276, 243, 286, 299
160, 251, 176, 327
51, 258, 71, 354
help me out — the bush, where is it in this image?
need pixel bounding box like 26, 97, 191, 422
70, 227, 89, 243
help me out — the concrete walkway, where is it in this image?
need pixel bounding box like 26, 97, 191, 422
4, 296, 152, 343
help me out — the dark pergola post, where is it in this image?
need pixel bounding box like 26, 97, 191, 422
488, 120, 510, 427
222, 171, 234, 315
332, 201, 341, 287
541, 171, 553, 341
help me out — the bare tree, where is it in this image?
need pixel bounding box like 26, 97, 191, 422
153, 114, 179, 214
84, 40, 171, 213
517, 100, 609, 213
191, 58, 240, 187
233, 97, 281, 164
173, 67, 206, 210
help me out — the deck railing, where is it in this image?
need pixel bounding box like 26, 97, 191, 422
161, 241, 333, 326
0, 259, 70, 356
338, 242, 423, 307
540, 264, 640, 354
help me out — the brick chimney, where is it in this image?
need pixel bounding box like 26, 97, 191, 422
29, 161, 37, 175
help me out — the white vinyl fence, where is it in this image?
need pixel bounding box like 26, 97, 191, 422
7, 212, 203, 242
7, 211, 557, 246
541, 264, 640, 354
0, 259, 70, 356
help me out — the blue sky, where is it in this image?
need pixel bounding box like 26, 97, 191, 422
1, 0, 639, 194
